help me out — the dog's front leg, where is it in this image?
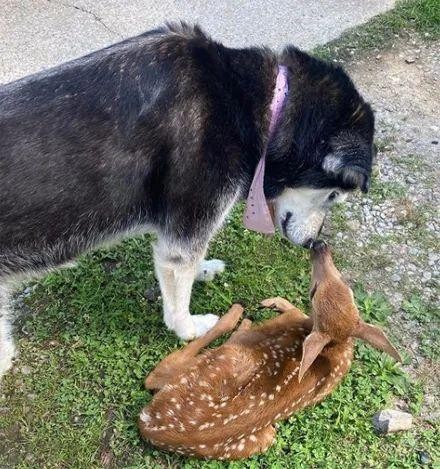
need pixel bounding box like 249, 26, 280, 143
153, 240, 219, 340
0, 285, 15, 381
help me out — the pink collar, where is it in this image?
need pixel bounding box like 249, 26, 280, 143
243, 65, 289, 234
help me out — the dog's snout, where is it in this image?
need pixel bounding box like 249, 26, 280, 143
302, 238, 314, 249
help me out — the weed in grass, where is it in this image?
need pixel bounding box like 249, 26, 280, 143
314, 0, 440, 61
401, 295, 440, 360
394, 198, 430, 229
369, 179, 407, 204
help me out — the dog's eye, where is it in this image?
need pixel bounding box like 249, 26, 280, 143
328, 191, 339, 201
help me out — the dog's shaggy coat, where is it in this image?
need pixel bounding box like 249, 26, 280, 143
0, 23, 375, 376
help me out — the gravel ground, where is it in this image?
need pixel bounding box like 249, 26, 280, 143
324, 33, 439, 420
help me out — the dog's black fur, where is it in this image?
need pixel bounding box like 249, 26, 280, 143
0, 23, 374, 277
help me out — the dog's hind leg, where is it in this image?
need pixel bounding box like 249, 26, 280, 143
0, 285, 15, 382
195, 259, 225, 282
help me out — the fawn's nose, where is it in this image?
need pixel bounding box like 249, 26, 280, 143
311, 239, 328, 252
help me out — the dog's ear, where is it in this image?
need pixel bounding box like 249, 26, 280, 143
323, 133, 373, 193
323, 154, 370, 192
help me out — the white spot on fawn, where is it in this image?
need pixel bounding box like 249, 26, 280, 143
140, 410, 151, 424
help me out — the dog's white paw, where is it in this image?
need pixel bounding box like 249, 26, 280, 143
192, 314, 219, 337
171, 314, 219, 340
196, 259, 225, 282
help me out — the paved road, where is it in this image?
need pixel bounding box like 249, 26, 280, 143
1, 0, 396, 83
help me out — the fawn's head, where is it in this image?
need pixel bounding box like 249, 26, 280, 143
299, 240, 401, 381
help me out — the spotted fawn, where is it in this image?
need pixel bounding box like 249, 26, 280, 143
139, 240, 401, 460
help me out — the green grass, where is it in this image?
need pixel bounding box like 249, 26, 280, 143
401, 295, 440, 360
1, 207, 438, 468
314, 0, 440, 60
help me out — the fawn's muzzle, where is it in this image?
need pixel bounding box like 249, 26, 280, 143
311, 239, 329, 254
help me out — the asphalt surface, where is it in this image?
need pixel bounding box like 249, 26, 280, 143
1, 0, 396, 83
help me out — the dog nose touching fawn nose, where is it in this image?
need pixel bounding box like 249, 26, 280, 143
302, 237, 315, 249
139, 244, 401, 460
311, 239, 327, 251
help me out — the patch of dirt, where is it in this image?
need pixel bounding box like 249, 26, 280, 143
326, 34, 439, 420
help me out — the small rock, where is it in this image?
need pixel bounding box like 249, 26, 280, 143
391, 274, 401, 283
431, 140, 438, 145
144, 286, 160, 302
405, 176, 417, 184
372, 409, 413, 434
21, 365, 32, 375
428, 253, 439, 265
410, 340, 419, 351
22, 286, 33, 297
347, 220, 360, 231
422, 272, 432, 282
418, 451, 431, 465
405, 57, 415, 64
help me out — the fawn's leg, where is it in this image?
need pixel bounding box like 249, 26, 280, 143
252, 297, 310, 333
225, 318, 252, 343
261, 297, 306, 318
145, 304, 244, 390
231, 425, 276, 459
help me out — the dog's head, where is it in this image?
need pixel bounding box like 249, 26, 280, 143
265, 48, 375, 246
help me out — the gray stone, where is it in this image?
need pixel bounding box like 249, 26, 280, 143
373, 409, 413, 434
418, 451, 431, 465
20, 365, 32, 375
422, 272, 432, 281
347, 220, 361, 231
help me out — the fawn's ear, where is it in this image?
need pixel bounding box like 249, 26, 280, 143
354, 322, 402, 362
299, 331, 331, 382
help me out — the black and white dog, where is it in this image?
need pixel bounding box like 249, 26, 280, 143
0, 23, 374, 378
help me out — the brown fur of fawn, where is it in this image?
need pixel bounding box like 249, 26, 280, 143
139, 240, 401, 460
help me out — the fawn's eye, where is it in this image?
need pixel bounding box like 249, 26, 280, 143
328, 191, 339, 202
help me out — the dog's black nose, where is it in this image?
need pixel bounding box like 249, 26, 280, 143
311, 239, 327, 252
302, 238, 315, 249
